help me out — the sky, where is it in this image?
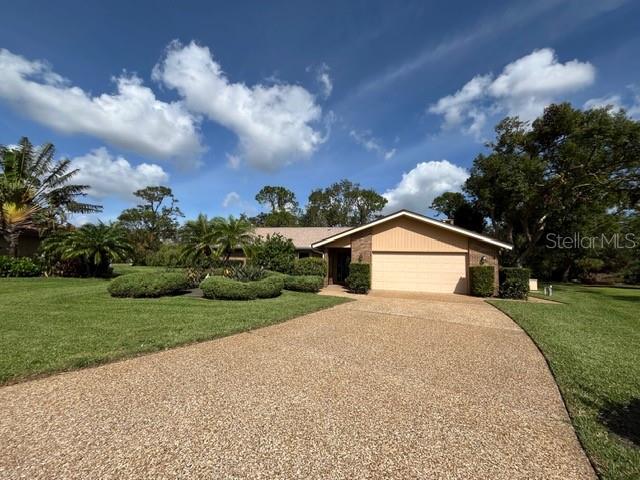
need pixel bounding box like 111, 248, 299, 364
0, 0, 639, 224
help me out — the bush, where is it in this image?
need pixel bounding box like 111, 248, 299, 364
469, 265, 495, 297
345, 263, 370, 294
108, 272, 189, 298
623, 259, 640, 285
250, 233, 296, 274
0, 256, 41, 277
144, 244, 187, 268
293, 257, 327, 277
284, 275, 324, 293
499, 267, 530, 299
225, 264, 266, 282
200, 275, 284, 300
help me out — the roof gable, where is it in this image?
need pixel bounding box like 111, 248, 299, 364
311, 210, 513, 250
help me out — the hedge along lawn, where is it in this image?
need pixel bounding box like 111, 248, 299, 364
489, 285, 640, 480
0, 275, 348, 385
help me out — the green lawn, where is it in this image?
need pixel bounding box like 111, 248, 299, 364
0, 271, 347, 385
490, 285, 640, 480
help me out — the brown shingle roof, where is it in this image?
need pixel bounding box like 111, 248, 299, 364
254, 227, 351, 250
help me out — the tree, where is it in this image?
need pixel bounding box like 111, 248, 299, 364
118, 186, 183, 263
431, 192, 485, 232
249, 233, 297, 273
0, 138, 101, 256
302, 179, 387, 226
254, 186, 299, 226
210, 215, 254, 264
464, 103, 640, 267
179, 213, 218, 265
42, 222, 132, 277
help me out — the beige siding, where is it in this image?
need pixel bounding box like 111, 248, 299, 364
371, 252, 468, 293
372, 217, 467, 253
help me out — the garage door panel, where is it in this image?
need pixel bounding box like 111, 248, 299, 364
372, 253, 468, 294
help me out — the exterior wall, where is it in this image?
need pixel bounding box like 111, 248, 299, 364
351, 228, 372, 263
467, 239, 500, 294
372, 217, 467, 253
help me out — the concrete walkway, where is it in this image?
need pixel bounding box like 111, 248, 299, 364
0, 295, 595, 479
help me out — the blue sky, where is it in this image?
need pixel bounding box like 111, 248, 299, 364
1, 0, 639, 223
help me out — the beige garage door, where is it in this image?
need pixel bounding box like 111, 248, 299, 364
371, 252, 468, 294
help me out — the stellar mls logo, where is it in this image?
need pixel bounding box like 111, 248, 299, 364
546, 233, 637, 249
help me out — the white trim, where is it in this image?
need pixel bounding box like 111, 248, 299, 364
311, 210, 513, 250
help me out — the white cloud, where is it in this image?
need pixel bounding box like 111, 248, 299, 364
583, 94, 623, 112
71, 147, 168, 200
584, 85, 640, 118
153, 41, 325, 171
382, 160, 469, 213
429, 48, 595, 136
222, 191, 241, 208
0, 49, 203, 165
316, 63, 333, 98
226, 153, 241, 169
349, 129, 396, 159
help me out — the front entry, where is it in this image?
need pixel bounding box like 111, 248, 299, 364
328, 248, 351, 284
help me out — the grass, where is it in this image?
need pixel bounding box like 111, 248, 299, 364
489, 285, 640, 480
0, 269, 348, 385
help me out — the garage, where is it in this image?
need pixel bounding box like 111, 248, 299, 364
371, 252, 468, 294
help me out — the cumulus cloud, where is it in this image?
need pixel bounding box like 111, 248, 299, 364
429, 48, 595, 136
584, 85, 640, 118
222, 191, 241, 208
71, 147, 168, 200
583, 94, 623, 112
349, 129, 396, 160
382, 160, 469, 213
153, 41, 325, 171
0, 49, 203, 165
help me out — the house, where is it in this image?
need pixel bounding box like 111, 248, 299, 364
310, 210, 512, 294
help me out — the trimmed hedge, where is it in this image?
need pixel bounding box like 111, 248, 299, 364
346, 262, 370, 294
108, 272, 189, 298
499, 267, 530, 299
0, 256, 41, 277
293, 257, 327, 277
469, 265, 495, 297
200, 275, 284, 300
284, 275, 324, 293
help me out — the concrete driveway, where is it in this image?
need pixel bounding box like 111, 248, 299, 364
0, 294, 594, 479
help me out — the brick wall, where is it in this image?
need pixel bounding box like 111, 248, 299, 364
351, 228, 372, 264
468, 239, 500, 295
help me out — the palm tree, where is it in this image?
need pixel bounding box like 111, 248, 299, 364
180, 213, 218, 265
211, 215, 255, 265
0, 138, 101, 257
42, 223, 132, 277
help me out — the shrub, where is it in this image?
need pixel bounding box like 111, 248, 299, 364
108, 272, 189, 298
145, 244, 187, 268
623, 259, 640, 285
499, 267, 530, 299
345, 263, 370, 294
225, 264, 266, 282
469, 265, 495, 297
0, 256, 41, 277
250, 233, 296, 274
200, 275, 284, 300
293, 257, 327, 277
284, 275, 324, 293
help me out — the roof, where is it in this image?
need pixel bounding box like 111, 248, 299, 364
254, 226, 352, 250
311, 210, 513, 250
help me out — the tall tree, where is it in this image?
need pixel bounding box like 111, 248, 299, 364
430, 192, 485, 232
464, 103, 640, 266
179, 213, 217, 265
302, 179, 387, 226
0, 138, 101, 256
254, 186, 299, 226
117, 186, 183, 263
210, 215, 255, 264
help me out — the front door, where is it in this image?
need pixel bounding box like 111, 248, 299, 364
335, 250, 351, 284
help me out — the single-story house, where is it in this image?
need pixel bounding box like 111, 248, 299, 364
255, 210, 512, 295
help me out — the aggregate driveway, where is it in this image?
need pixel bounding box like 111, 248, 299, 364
0, 294, 595, 479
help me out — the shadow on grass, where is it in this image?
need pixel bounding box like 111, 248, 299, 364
599, 398, 640, 446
